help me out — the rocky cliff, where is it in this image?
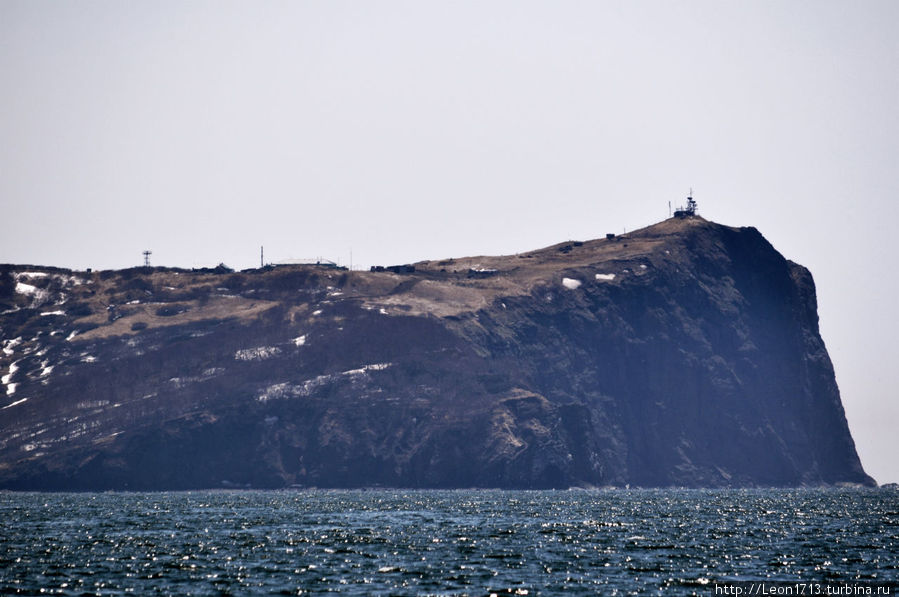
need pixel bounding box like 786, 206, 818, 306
0, 217, 875, 489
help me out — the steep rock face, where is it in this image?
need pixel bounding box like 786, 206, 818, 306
0, 218, 874, 489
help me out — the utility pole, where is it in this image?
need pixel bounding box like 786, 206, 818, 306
261, 246, 264, 268
143, 250, 152, 267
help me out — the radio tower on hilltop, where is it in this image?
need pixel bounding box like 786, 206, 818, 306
143, 250, 152, 267
673, 189, 698, 218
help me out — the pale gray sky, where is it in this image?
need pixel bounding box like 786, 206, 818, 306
2, 1, 897, 483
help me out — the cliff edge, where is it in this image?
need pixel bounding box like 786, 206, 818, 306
0, 218, 875, 489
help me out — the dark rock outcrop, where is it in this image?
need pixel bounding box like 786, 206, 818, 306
0, 217, 875, 489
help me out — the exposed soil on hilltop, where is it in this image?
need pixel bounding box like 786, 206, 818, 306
0, 217, 875, 489
0, 216, 703, 341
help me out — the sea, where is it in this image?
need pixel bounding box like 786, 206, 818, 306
1, 488, 896, 596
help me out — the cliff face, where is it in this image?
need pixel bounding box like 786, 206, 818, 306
0, 218, 875, 489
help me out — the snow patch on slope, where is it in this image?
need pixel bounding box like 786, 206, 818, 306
15, 282, 39, 295
2, 337, 22, 356
3, 361, 19, 395
257, 363, 392, 403
235, 346, 282, 361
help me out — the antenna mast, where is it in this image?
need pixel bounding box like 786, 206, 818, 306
261, 246, 264, 268
673, 188, 699, 218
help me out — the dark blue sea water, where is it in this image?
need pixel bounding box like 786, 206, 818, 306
1, 488, 896, 596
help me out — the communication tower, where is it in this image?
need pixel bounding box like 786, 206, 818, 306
673, 189, 698, 218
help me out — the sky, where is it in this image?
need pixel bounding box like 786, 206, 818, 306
2, 0, 897, 483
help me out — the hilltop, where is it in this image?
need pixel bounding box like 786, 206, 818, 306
0, 217, 875, 489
